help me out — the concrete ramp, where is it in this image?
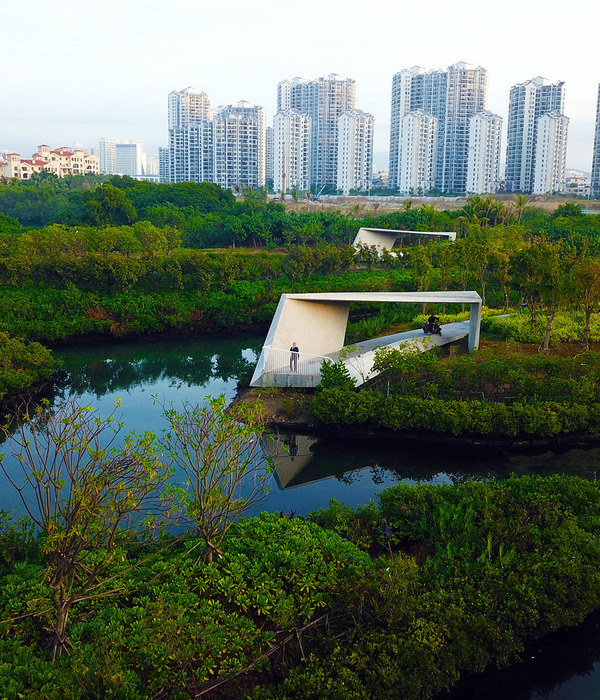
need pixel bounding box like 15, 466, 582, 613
331, 320, 470, 386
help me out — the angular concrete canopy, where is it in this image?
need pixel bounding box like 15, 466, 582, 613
353, 227, 456, 253
250, 291, 482, 388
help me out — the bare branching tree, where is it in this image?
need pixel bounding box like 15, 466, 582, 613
161, 396, 275, 563
0, 398, 171, 658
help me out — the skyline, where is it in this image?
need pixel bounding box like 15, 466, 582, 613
1, 0, 597, 174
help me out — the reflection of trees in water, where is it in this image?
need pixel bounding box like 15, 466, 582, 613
52, 338, 262, 398
446, 606, 600, 699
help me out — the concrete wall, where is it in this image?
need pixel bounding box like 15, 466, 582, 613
269, 296, 351, 356
353, 228, 398, 252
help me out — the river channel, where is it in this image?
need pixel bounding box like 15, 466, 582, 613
2, 332, 600, 698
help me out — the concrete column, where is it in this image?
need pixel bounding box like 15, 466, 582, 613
468, 301, 482, 351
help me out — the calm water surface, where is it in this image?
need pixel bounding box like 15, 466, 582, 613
2, 332, 600, 698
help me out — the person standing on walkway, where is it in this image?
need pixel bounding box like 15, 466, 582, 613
290, 342, 299, 372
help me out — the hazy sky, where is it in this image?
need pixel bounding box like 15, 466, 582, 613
1, 0, 598, 173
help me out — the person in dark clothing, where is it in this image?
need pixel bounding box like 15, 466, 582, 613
290, 342, 299, 372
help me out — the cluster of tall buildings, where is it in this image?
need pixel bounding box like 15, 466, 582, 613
161, 88, 266, 190
97, 138, 148, 179
161, 75, 374, 195
6, 66, 598, 197
161, 66, 577, 196
389, 64, 569, 196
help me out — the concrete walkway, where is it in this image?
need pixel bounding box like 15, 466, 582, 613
330, 320, 470, 386
257, 320, 471, 388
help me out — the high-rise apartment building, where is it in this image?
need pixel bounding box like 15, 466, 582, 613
397, 110, 437, 195
532, 112, 569, 194
591, 84, 600, 199
505, 77, 566, 193
265, 125, 274, 189
273, 109, 311, 193
389, 63, 492, 195
168, 87, 212, 129
98, 137, 119, 174
442, 63, 488, 194
337, 109, 375, 195
466, 111, 502, 194
277, 74, 358, 191
165, 89, 265, 189
99, 137, 147, 178
115, 141, 146, 178
166, 87, 214, 183
214, 101, 266, 190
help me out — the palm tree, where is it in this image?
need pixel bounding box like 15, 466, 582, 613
511, 194, 531, 224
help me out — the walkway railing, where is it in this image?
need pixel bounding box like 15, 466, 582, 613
260, 345, 332, 377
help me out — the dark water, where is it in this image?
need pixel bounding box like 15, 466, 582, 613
2, 332, 600, 698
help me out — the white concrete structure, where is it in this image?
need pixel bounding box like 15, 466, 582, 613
214, 101, 266, 190
505, 77, 566, 193
353, 227, 456, 254
337, 109, 374, 194
532, 112, 569, 194
273, 108, 311, 193
466, 111, 502, 194
398, 110, 437, 195
250, 291, 482, 388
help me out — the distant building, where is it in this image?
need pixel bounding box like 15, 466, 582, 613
145, 156, 159, 177
98, 136, 119, 174
163, 88, 266, 189
166, 87, 215, 184
532, 112, 569, 195
397, 109, 437, 196
372, 169, 389, 188
168, 87, 212, 129
158, 147, 169, 183
591, 84, 600, 199
214, 101, 266, 190
277, 74, 359, 191
1, 144, 99, 180
273, 108, 311, 193
466, 111, 502, 194
505, 77, 567, 194
98, 137, 147, 178
115, 141, 146, 179
336, 109, 374, 195
265, 125, 274, 188
389, 63, 492, 195
565, 170, 591, 197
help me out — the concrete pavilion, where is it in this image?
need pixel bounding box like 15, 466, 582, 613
353, 227, 456, 254
250, 291, 482, 388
